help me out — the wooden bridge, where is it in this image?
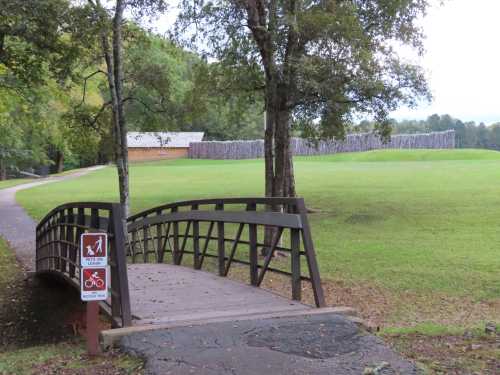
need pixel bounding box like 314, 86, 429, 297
35, 198, 327, 328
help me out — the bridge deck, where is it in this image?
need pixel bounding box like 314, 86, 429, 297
128, 264, 310, 325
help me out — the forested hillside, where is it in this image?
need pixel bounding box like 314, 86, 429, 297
0, 19, 263, 178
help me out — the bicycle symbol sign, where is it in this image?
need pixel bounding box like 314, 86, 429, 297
81, 267, 107, 301
80, 233, 108, 301
81, 233, 107, 267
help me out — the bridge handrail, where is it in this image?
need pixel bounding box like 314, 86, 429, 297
127, 197, 302, 221
35, 202, 132, 328
127, 197, 326, 307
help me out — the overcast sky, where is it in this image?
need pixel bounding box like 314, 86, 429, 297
153, 0, 500, 124
391, 0, 500, 123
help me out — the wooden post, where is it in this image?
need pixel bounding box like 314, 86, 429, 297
290, 228, 301, 301
86, 301, 100, 356
216, 203, 225, 276
172, 207, 179, 265
110, 204, 132, 328
192, 204, 200, 269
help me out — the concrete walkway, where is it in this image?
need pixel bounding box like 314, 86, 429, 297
121, 313, 419, 375
0, 166, 105, 271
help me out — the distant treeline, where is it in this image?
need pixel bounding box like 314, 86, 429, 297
354, 114, 500, 150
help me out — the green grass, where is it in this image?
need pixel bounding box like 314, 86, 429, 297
0, 178, 32, 190
0, 236, 22, 288
381, 323, 471, 336
312, 148, 500, 162
0, 342, 143, 374
16, 149, 500, 302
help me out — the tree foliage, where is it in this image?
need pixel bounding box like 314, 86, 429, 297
176, 0, 431, 199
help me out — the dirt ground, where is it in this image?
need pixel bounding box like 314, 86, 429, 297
385, 332, 500, 375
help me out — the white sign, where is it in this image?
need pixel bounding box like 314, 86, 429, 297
81, 233, 108, 267
81, 267, 108, 301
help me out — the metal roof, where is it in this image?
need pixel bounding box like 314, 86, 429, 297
127, 132, 205, 148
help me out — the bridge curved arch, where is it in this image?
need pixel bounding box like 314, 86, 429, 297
35, 202, 131, 327
35, 198, 325, 328
126, 197, 325, 308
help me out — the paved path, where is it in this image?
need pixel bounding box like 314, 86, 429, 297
0, 166, 105, 271
120, 313, 419, 375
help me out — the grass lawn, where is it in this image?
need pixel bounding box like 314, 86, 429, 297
16, 149, 500, 328
0, 178, 32, 190
0, 343, 143, 374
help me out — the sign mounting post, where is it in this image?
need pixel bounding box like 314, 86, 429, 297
80, 233, 108, 356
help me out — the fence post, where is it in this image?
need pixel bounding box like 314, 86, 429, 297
295, 199, 326, 308
110, 204, 132, 327
247, 203, 258, 286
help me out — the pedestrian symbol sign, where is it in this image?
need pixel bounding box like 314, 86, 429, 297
81, 233, 107, 267
81, 267, 108, 301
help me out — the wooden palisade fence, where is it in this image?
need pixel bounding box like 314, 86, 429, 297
189, 130, 455, 160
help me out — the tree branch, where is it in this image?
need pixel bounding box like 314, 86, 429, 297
122, 96, 168, 114
85, 101, 112, 131
77, 70, 107, 107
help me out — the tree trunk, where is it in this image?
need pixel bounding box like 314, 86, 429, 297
112, 0, 130, 217
95, 0, 130, 217
56, 151, 64, 173
263, 80, 278, 255
0, 159, 6, 181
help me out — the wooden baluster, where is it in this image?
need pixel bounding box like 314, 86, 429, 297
48, 216, 54, 270
192, 204, 200, 269
247, 203, 258, 286
216, 202, 225, 276
68, 208, 76, 278
291, 228, 301, 301
131, 230, 138, 263
156, 209, 163, 263
54, 211, 62, 271
90, 208, 100, 229
75, 208, 85, 277
172, 207, 179, 265
142, 215, 149, 263
60, 209, 67, 273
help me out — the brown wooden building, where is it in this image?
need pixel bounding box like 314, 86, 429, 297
127, 132, 204, 162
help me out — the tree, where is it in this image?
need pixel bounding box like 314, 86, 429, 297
85, 0, 166, 216
176, 0, 430, 200
0, 0, 84, 88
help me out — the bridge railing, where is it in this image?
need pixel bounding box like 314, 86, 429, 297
35, 202, 132, 328
127, 197, 326, 307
